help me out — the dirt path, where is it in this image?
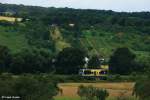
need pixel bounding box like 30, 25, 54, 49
57, 82, 135, 97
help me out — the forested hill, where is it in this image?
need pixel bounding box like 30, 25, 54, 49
0, 3, 150, 58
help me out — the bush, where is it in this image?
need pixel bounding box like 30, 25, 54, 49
133, 78, 150, 100
0, 74, 15, 97
95, 89, 109, 100
0, 74, 58, 100
77, 85, 109, 100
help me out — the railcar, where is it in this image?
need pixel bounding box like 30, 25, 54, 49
79, 65, 109, 79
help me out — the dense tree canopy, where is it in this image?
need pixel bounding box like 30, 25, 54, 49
10, 48, 53, 74
55, 47, 87, 74
0, 74, 58, 100
134, 77, 150, 100
109, 47, 136, 75
0, 45, 11, 73
0, 3, 150, 35
88, 55, 101, 68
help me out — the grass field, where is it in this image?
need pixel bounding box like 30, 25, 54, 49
56, 82, 135, 100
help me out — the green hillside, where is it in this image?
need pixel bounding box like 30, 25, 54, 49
0, 4, 150, 100
0, 3, 149, 58
0, 26, 30, 53
77, 29, 150, 57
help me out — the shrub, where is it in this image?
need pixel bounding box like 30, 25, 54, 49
0, 74, 58, 100
133, 78, 150, 100
95, 89, 109, 100
77, 85, 109, 100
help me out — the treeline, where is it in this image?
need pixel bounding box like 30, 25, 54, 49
0, 74, 58, 100
0, 45, 53, 74
0, 45, 149, 75
0, 3, 150, 35
0, 45, 86, 74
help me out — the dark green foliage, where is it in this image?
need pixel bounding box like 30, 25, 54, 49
1, 3, 150, 35
55, 47, 87, 74
0, 45, 11, 73
77, 85, 85, 99
107, 74, 123, 82
22, 21, 55, 50
135, 54, 150, 73
0, 3, 149, 75
0, 3, 150, 54
88, 55, 101, 68
0, 74, 58, 100
24, 21, 49, 40
13, 76, 58, 100
0, 73, 15, 96
10, 48, 53, 74
77, 85, 109, 100
109, 47, 136, 75
133, 78, 150, 100
78, 85, 96, 100
95, 89, 109, 100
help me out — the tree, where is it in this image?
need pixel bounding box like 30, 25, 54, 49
23, 21, 55, 50
55, 47, 87, 74
10, 48, 53, 74
77, 85, 88, 100
0, 74, 58, 100
133, 78, 150, 100
0, 45, 11, 73
13, 76, 58, 100
109, 47, 136, 75
95, 89, 109, 100
88, 55, 101, 68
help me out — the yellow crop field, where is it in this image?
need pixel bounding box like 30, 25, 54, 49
0, 16, 22, 22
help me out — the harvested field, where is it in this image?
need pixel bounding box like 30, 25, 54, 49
57, 82, 135, 97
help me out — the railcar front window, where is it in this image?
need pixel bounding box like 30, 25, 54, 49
84, 70, 92, 74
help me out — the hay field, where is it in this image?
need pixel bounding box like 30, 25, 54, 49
57, 82, 135, 98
